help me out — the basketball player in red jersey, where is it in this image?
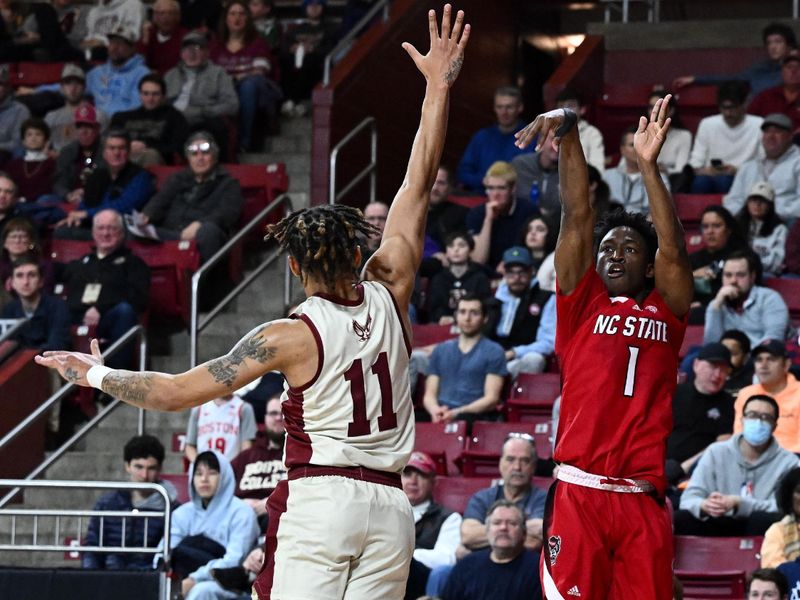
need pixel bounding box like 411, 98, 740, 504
515, 97, 693, 599
34, 6, 470, 599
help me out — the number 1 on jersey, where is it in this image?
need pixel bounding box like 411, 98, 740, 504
345, 352, 397, 437
623, 345, 640, 397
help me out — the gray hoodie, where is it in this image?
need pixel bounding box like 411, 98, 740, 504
679, 433, 799, 518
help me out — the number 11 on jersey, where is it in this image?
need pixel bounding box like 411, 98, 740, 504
345, 352, 398, 437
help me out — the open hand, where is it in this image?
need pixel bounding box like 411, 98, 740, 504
514, 109, 572, 151
634, 94, 672, 166
402, 4, 470, 88
35, 338, 104, 387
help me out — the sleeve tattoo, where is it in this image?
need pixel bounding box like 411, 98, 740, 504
205, 332, 277, 388
102, 372, 155, 406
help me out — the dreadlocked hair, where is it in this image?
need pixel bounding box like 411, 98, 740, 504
593, 208, 658, 267
265, 205, 381, 290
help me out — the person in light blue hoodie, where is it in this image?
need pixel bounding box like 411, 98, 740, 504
164, 450, 258, 600
85, 27, 150, 117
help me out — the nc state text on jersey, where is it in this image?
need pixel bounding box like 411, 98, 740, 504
592, 314, 668, 342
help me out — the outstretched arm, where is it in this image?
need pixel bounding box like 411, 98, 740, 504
635, 95, 693, 318
35, 319, 313, 412
364, 4, 470, 309
515, 109, 592, 294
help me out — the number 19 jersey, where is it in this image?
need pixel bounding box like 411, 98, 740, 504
554, 267, 686, 494
283, 281, 414, 474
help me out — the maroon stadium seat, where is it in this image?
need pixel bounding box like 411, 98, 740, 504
504, 372, 560, 417
414, 421, 468, 476
765, 277, 800, 320
674, 536, 761, 599
447, 195, 485, 209
11, 62, 66, 87
674, 193, 723, 227
411, 323, 458, 348
432, 475, 497, 514
458, 421, 538, 477
679, 325, 704, 359
160, 473, 190, 505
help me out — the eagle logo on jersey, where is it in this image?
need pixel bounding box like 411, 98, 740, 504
548, 535, 562, 566
352, 314, 373, 342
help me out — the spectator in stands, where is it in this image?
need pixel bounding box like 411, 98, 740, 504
786, 217, 800, 275
673, 23, 797, 96
735, 182, 788, 277
0, 65, 31, 162
44, 65, 110, 153
689, 205, 747, 318
110, 73, 189, 166
178, 0, 221, 31
689, 80, 764, 194
54, 0, 89, 54
732, 340, 800, 453
0, 217, 54, 293
138, 132, 244, 262
665, 342, 734, 486
703, 251, 789, 347
460, 435, 547, 552
425, 165, 467, 256
511, 129, 560, 217
1, 256, 69, 351
749, 568, 791, 600
720, 329, 755, 397
212, 0, 281, 152
230, 395, 286, 529
426, 232, 490, 326
85, 26, 151, 117
467, 161, 539, 270
165, 30, 240, 161
279, 0, 337, 118
403, 451, 461, 600
724, 113, 800, 222
185, 392, 257, 464
60, 209, 150, 367
518, 213, 558, 275
51, 104, 104, 205
360, 201, 389, 264
487, 246, 555, 378
422, 295, 508, 423
249, 0, 279, 54
138, 0, 187, 76
604, 125, 672, 214
441, 500, 541, 600
457, 86, 528, 192
749, 50, 800, 132
81, 0, 146, 58
675, 394, 797, 536
5, 118, 56, 204
647, 90, 693, 182
762, 467, 800, 568
0, 172, 20, 232
555, 88, 605, 173
83, 435, 179, 570
55, 130, 154, 237
162, 450, 258, 600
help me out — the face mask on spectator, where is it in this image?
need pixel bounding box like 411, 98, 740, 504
742, 418, 772, 446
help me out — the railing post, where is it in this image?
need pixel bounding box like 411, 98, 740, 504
137, 330, 148, 435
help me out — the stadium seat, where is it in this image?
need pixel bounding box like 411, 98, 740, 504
159, 473, 190, 505
10, 62, 66, 87
500, 414, 553, 460
411, 323, 458, 348
679, 325, 704, 359
674, 535, 761, 599
414, 421, 468, 476
447, 195, 485, 209
674, 193, 723, 227
764, 277, 800, 320
684, 228, 704, 254
432, 475, 497, 514
458, 421, 538, 477
504, 372, 561, 417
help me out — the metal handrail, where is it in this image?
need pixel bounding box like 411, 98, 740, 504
189, 193, 294, 367
0, 318, 27, 342
322, 0, 391, 86
328, 117, 377, 205
0, 479, 172, 600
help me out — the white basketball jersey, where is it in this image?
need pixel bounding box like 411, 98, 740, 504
196, 396, 246, 461
283, 281, 414, 473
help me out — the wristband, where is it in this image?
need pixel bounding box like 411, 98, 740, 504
86, 365, 113, 390
555, 108, 578, 138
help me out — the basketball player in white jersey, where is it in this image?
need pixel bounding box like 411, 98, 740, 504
35, 6, 470, 599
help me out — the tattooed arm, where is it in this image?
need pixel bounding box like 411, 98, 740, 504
36, 319, 313, 412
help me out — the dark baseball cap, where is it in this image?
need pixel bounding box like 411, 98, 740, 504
752, 339, 788, 359
696, 342, 732, 366
502, 246, 533, 268
182, 30, 209, 47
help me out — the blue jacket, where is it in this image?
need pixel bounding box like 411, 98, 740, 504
1, 294, 71, 351
160, 451, 258, 582
86, 54, 150, 116
457, 122, 528, 192
82, 479, 179, 570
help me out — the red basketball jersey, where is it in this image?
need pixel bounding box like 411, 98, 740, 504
554, 267, 686, 494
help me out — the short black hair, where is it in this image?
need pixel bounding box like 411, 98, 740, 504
194, 450, 221, 472
747, 568, 788, 597
123, 434, 165, 465
444, 230, 475, 251
776, 467, 800, 516
721, 329, 751, 355
555, 87, 582, 106
743, 394, 780, 421
619, 125, 638, 147
11, 254, 41, 276
763, 22, 797, 48
104, 129, 131, 149
724, 249, 761, 277
717, 80, 749, 106
593, 209, 658, 268
456, 293, 486, 317
139, 72, 166, 95
20, 117, 50, 141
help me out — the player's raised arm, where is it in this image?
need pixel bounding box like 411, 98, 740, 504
364, 4, 469, 308
515, 109, 592, 294
634, 95, 693, 317
35, 319, 308, 412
